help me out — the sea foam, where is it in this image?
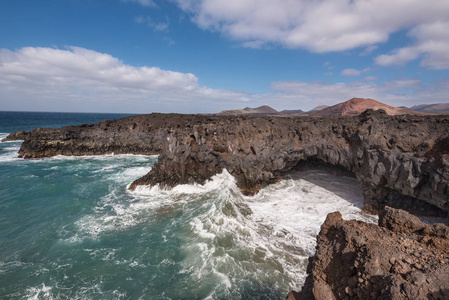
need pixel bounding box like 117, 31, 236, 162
60, 160, 375, 297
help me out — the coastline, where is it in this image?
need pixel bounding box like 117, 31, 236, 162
3, 110, 449, 299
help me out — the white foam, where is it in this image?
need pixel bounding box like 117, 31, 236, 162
0, 142, 21, 163
108, 166, 151, 184
173, 169, 377, 295
47, 153, 154, 160
66, 166, 376, 296
0, 132, 10, 141
245, 171, 377, 255
130, 170, 234, 197
0, 261, 29, 274
25, 284, 54, 300
68, 181, 171, 241
84, 248, 117, 261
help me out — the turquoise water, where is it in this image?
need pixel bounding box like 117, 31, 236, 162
0, 112, 376, 299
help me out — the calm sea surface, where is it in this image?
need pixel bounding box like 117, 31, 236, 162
0, 111, 376, 299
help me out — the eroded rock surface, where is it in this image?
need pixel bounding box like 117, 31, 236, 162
294, 207, 449, 300
1, 130, 28, 141
5, 114, 187, 157
130, 110, 449, 218
7, 110, 449, 217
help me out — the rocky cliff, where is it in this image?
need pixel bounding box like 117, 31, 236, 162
5, 114, 190, 158
130, 109, 449, 218
290, 207, 449, 300
5, 110, 449, 218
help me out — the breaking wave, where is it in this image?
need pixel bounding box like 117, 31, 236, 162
67, 167, 376, 298
1, 136, 375, 299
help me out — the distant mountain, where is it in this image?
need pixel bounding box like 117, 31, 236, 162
309, 105, 329, 112
313, 98, 429, 117
280, 109, 304, 114
219, 105, 279, 115
408, 103, 449, 114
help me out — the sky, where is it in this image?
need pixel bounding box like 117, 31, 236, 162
1, 0, 449, 113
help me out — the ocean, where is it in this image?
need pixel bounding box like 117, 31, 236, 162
0, 111, 377, 299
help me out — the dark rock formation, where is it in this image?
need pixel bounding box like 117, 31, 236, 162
294, 207, 449, 300
130, 109, 449, 218
9, 110, 449, 218
10, 114, 191, 158
1, 130, 28, 141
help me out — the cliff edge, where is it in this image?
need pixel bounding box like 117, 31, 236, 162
5, 110, 449, 218
290, 207, 449, 300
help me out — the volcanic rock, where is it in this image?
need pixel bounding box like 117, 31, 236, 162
10, 109, 449, 218
1, 130, 28, 142
293, 207, 449, 300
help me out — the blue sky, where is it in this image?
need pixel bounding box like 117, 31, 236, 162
1, 0, 449, 113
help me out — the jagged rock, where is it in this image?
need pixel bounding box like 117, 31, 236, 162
293, 207, 449, 300
10, 110, 449, 217
1, 130, 28, 141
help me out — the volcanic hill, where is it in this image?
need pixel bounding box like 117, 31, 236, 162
313, 98, 430, 116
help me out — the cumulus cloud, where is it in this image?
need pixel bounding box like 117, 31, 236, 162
375, 21, 449, 69
0, 47, 248, 113
1, 46, 447, 113
375, 47, 421, 67
268, 78, 449, 110
173, 0, 449, 56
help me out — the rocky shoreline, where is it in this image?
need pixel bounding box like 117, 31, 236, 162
4, 110, 449, 299
289, 207, 449, 300
7, 109, 447, 217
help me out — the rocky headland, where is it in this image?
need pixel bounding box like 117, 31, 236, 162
4, 104, 449, 299
4, 108, 449, 217
290, 207, 449, 300
127, 109, 449, 220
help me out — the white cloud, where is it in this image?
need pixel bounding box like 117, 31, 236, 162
375, 21, 449, 69
375, 47, 421, 67
341, 68, 370, 77
1, 46, 448, 113
173, 0, 449, 55
0, 47, 248, 113
341, 69, 361, 77
268, 78, 449, 110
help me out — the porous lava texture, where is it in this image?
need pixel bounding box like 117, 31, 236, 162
5, 109, 449, 217
289, 206, 449, 300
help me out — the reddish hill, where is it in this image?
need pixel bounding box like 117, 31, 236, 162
313, 98, 430, 116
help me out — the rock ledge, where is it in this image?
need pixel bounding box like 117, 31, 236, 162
291, 207, 449, 300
